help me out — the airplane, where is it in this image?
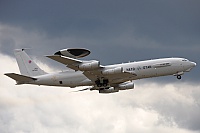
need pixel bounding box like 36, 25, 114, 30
5, 48, 196, 93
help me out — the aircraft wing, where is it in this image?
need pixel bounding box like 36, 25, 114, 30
47, 54, 105, 70
46, 55, 82, 65
83, 71, 137, 85
46, 55, 84, 70
47, 55, 136, 85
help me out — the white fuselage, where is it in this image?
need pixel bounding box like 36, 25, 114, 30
31, 58, 196, 87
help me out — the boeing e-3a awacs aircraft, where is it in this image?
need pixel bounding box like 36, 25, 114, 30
5, 48, 196, 93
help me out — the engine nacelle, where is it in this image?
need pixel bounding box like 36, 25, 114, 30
78, 60, 100, 71
102, 67, 123, 75
54, 48, 90, 58
99, 87, 119, 93
118, 82, 134, 90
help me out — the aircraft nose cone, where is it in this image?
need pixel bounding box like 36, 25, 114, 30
191, 62, 196, 67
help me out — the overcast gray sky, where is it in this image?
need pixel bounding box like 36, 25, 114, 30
0, 0, 200, 133
0, 0, 199, 81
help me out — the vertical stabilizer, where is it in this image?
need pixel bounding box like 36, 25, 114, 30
14, 49, 47, 76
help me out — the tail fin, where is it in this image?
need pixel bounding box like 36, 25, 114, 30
14, 49, 47, 77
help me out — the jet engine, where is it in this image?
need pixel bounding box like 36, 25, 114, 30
102, 67, 123, 75
99, 87, 119, 93
78, 60, 100, 71
118, 82, 134, 90
99, 82, 134, 93
54, 48, 90, 59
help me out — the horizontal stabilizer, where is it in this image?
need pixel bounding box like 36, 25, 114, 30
71, 86, 96, 93
71, 88, 91, 93
4, 73, 37, 84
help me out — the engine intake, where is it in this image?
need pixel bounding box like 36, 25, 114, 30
54, 48, 90, 58
98, 82, 134, 93
118, 82, 134, 90
102, 67, 123, 75
78, 61, 100, 71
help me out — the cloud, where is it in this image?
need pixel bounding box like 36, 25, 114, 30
1, 52, 200, 133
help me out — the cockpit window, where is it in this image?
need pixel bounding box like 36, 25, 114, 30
182, 59, 188, 61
